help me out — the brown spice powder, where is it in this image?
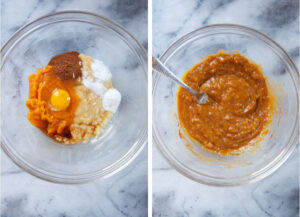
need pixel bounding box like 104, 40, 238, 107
48, 51, 82, 80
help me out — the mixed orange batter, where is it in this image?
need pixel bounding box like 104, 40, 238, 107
177, 51, 273, 155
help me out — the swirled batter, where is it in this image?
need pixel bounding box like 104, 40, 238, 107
177, 51, 273, 155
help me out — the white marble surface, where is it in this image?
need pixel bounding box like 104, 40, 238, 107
1, 1, 147, 217
153, 0, 299, 217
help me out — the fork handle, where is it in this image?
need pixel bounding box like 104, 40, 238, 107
152, 56, 197, 95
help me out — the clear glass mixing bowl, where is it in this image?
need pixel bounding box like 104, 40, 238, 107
153, 24, 299, 186
1, 11, 147, 184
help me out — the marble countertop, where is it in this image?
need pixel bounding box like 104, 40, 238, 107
153, 0, 299, 217
1, 0, 147, 217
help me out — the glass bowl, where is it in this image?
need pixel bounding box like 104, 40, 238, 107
1, 11, 147, 184
153, 24, 299, 186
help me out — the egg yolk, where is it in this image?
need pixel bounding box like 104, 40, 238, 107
51, 89, 71, 110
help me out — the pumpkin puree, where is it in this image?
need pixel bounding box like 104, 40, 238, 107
177, 51, 273, 155
26, 65, 79, 138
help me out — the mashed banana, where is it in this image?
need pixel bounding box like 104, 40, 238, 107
55, 84, 112, 144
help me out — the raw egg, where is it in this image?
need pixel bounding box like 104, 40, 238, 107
51, 89, 71, 110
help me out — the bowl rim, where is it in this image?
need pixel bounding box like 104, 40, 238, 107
153, 23, 299, 186
1, 10, 148, 184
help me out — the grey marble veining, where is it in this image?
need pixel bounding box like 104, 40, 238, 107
1, 0, 148, 49
153, 0, 299, 217
1, 0, 147, 217
2, 150, 147, 217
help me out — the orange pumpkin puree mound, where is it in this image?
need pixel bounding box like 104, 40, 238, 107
177, 51, 274, 156
26, 65, 80, 138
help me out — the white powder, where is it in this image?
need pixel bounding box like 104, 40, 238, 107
103, 89, 121, 113
91, 59, 112, 82
82, 78, 107, 96
81, 57, 121, 113
81, 69, 89, 80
